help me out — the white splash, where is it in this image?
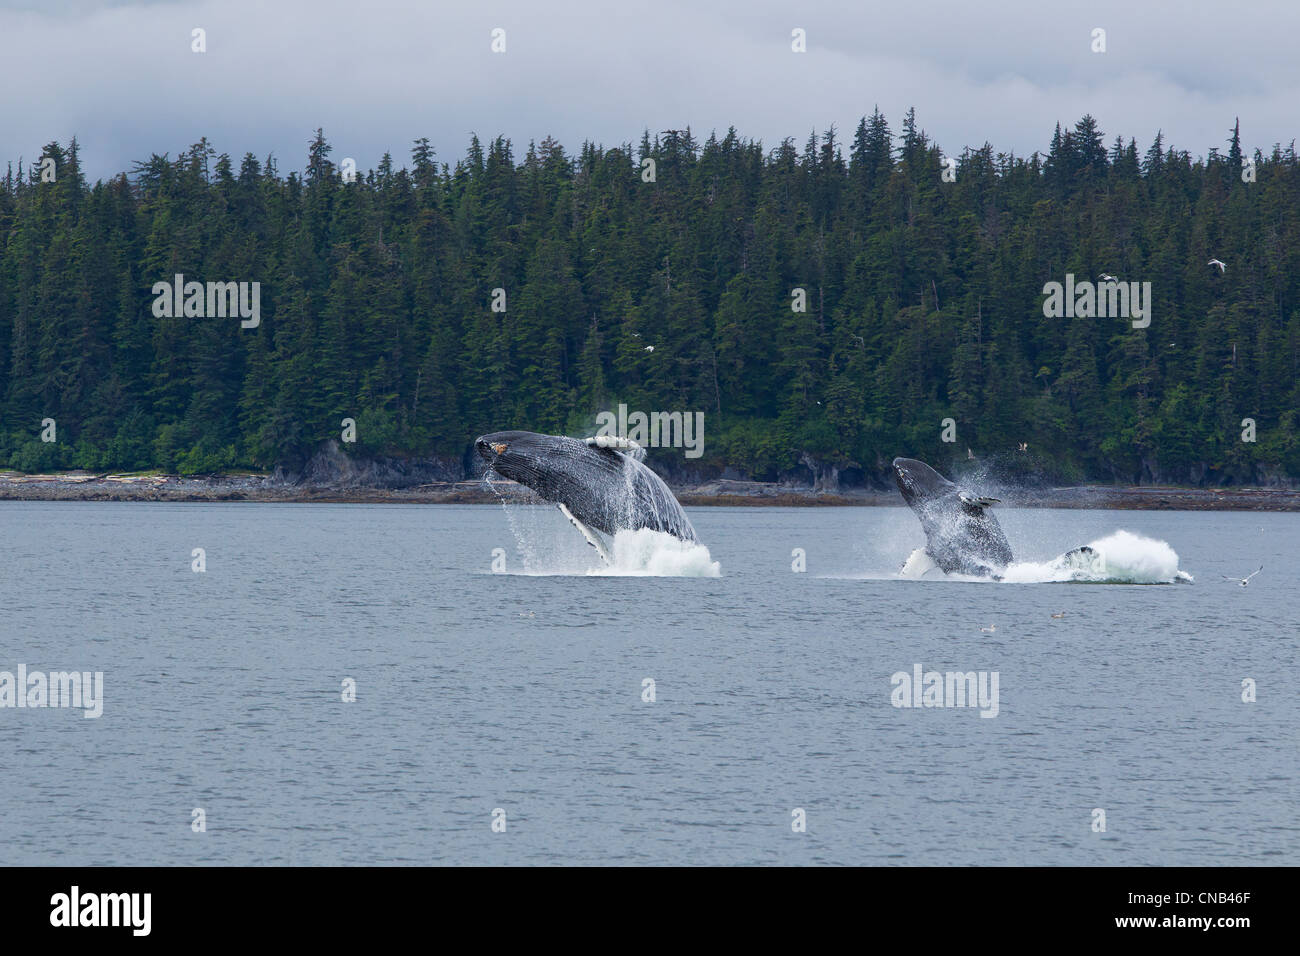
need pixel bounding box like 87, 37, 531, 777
493, 502, 719, 577
1003, 530, 1191, 584
900, 530, 1192, 584
587, 528, 721, 577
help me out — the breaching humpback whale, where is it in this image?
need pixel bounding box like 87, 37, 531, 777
892, 457, 1100, 580
892, 457, 1014, 578
476, 430, 698, 562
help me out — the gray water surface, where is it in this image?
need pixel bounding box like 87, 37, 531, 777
1, 502, 1295, 865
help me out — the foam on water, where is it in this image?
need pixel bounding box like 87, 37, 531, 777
900, 529, 1192, 584
492, 500, 720, 577
588, 528, 721, 577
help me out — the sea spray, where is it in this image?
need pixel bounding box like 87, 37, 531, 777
489, 501, 720, 577
587, 528, 721, 577
998, 530, 1190, 584
896, 529, 1190, 584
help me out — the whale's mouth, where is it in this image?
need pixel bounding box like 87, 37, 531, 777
892, 459, 917, 500
892, 457, 947, 505
475, 436, 508, 463
475, 434, 537, 487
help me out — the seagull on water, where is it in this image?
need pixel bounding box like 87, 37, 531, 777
980, 624, 996, 633
1208, 259, 1227, 272
1051, 611, 1066, 619
1223, 566, 1262, 587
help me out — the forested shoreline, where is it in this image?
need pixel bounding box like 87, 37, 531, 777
3, 111, 1298, 488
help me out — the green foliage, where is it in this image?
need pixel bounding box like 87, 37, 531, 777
1, 118, 1298, 485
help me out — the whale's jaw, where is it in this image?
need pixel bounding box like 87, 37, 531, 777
892, 457, 953, 508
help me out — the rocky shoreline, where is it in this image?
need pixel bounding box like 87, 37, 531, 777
3, 470, 1300, 511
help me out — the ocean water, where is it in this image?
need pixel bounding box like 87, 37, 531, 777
0, 501, 1295, 866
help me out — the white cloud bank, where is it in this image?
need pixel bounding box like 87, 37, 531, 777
1, 0, 1296, 179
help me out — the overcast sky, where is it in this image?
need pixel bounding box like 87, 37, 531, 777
2, 0, 1296, 181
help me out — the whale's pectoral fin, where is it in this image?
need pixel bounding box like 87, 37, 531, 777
959, 492, 1000, 513
557, 503, 612, 563
900, 548, 940, 578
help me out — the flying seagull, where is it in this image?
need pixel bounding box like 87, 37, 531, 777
1017, 442, 1028, 452
1099, 273, 1118, 282
1223, 566, 1262, 587
1208, 259, 1227, 272
642, 345, 655, 352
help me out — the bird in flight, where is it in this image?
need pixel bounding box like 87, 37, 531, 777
1017, 442, 1028, 452
1208, 259, 1227, 272
1223, 566, 1263, 587
1099, 273, 1118, 282
642, 345, 655, 352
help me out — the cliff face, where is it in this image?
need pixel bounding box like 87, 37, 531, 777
276, 441, 466, 489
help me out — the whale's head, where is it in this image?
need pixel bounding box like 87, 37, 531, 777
892, 457, 953, 507
475, 430, 565, 488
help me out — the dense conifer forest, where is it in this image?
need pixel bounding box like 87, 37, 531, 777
2, 111, 1298, 485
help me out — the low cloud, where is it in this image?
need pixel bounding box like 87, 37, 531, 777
1, 0, 1296, 179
